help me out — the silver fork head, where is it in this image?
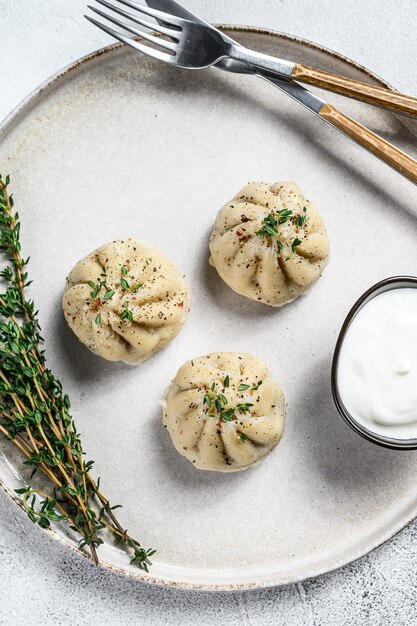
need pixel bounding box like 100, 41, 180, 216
85, 0, 229, 69
143, 0, 258, 76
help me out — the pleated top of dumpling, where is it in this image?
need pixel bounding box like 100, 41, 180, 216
209, 181, 329, 307
162, 352, 286, 472
63, 238, 190, 364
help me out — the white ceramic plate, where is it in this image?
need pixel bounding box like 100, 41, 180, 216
1, 27, 417, 591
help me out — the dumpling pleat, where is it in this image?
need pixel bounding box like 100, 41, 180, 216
197, 418, 227, 468
221, 424, 260, 467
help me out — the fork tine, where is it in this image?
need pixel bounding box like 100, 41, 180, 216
111, 0, 184, 28
94, 0, 180, 39
88, 5, 177, 52
84, 15, 176, 63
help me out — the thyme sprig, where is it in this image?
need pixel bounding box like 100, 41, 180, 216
203, 381, 254, 426
255, 206, 308, 257
0, 175, 154, 570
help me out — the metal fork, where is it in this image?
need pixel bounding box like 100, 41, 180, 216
85, 0, 417, 118
85, 0, 417, 185
86, 1, 295, 75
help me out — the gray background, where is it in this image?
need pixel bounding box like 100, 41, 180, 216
1, 1, 417, 624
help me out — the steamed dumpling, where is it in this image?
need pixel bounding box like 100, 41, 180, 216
162, 352, 286, 472
63, 238, 190, 364
209, 181, 329, 307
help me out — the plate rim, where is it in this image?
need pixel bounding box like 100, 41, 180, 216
0, 25, 411, 592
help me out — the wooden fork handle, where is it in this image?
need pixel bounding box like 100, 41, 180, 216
319, 103, 417, 184
293, 63, 417, 117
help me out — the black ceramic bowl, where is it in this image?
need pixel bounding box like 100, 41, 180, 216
331, 276, 417, 450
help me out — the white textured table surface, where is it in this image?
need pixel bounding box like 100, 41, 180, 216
2, 1, 417, 624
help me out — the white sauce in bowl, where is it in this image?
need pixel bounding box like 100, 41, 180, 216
337, 288, 417, 440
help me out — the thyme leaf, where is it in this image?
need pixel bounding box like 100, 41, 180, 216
103, 289, 115, 300
277, 208, 293, 224
256, 212, 278, 239
120, 301, 133, 322
291, 238, 302, 254
203, 394, 211, 407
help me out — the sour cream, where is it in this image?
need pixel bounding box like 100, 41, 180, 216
337, 288, 417, 440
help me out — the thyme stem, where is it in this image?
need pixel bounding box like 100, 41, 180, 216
0, 175, 154, 570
